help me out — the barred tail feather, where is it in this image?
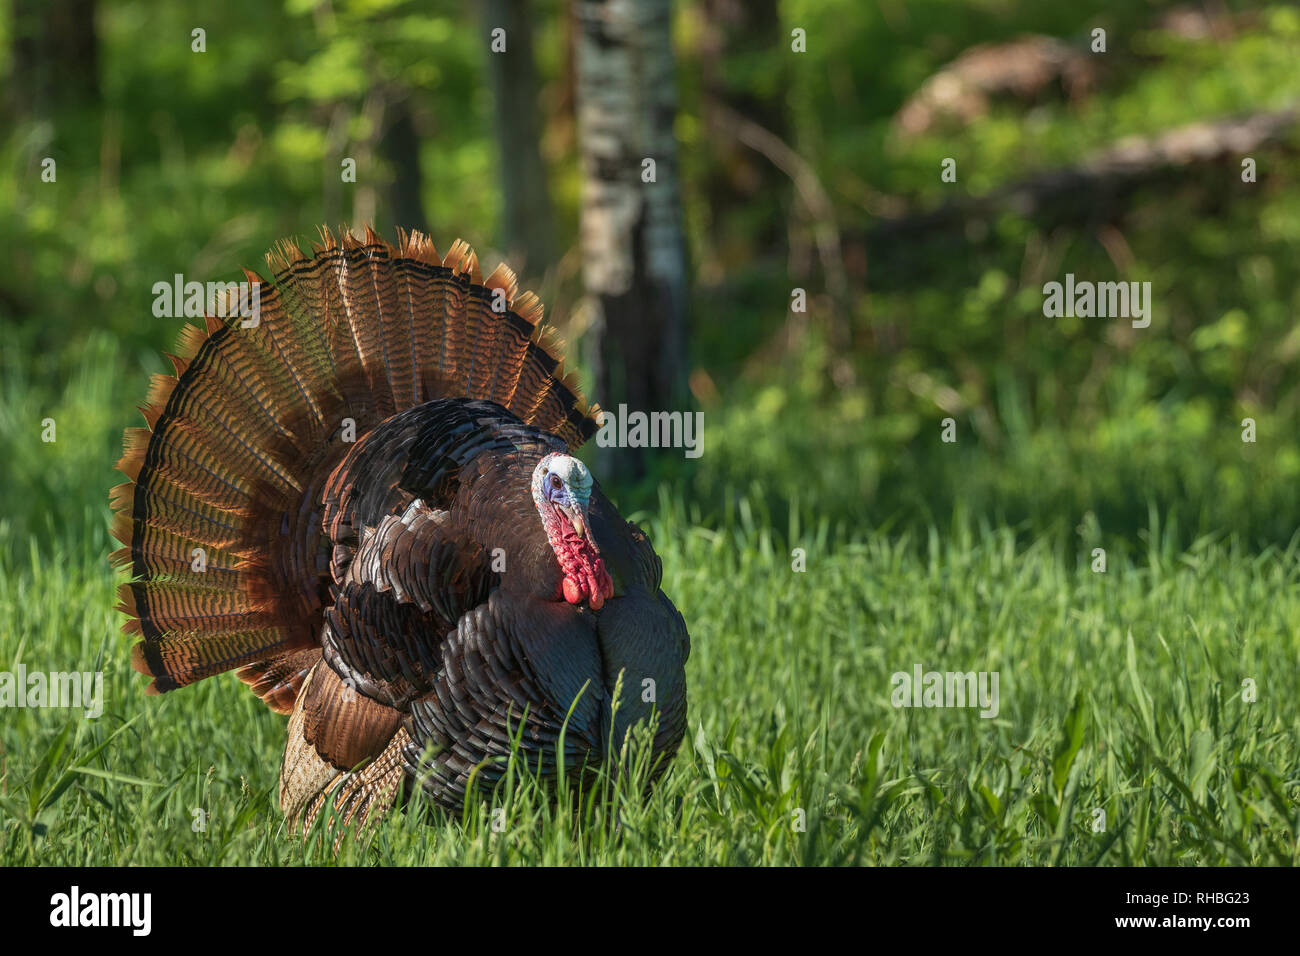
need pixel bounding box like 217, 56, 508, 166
113, 225, 599, 712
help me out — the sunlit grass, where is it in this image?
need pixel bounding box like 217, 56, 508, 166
2, 490, 1297, 864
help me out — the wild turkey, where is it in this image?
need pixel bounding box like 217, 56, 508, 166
110, 226, 690, 830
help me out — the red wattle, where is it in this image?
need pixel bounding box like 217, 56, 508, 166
562, 576, 584, 604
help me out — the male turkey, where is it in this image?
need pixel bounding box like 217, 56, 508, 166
111, 227, 690, 830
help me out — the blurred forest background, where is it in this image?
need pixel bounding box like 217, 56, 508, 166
3, 0, 1300, 558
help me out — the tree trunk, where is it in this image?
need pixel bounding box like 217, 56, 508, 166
483, 0, 556, 278
699, 0, 789, 257
574, 0, 689, 480
378, 94, 428, 234
9, 0, 99, 118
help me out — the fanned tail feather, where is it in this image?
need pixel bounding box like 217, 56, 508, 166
113, 226, 600, 712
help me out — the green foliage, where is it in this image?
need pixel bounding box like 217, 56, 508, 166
2, 495, 1298, 864
2, 0, 1299, 864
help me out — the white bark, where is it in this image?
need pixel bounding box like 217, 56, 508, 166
574, 0, 688, 474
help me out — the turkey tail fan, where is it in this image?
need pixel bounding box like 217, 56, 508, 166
111, 225, 601, 712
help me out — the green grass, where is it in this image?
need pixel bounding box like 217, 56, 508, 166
2, 490, 1297, 865
3, 0, 1299, 867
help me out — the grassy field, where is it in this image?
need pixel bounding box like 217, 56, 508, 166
2, 481, 1298, 865
3, 0, 1300, 868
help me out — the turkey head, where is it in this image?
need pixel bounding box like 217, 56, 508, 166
532, 453, 615, 610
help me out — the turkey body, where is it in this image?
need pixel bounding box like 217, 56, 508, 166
308, 398, 689, 815
111, 228, 689, 828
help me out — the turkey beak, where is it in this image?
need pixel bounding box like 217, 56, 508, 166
560, 504, 586, 539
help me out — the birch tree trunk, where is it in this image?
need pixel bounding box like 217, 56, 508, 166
484, 0, 556, 278
574, 0, 689, 479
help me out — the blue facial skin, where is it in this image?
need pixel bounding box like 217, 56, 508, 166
544, 460, 592, 509
545, 473, 587, 510
532, 454, 594, 535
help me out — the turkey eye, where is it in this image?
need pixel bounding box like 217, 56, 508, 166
549, 474, 563, 491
